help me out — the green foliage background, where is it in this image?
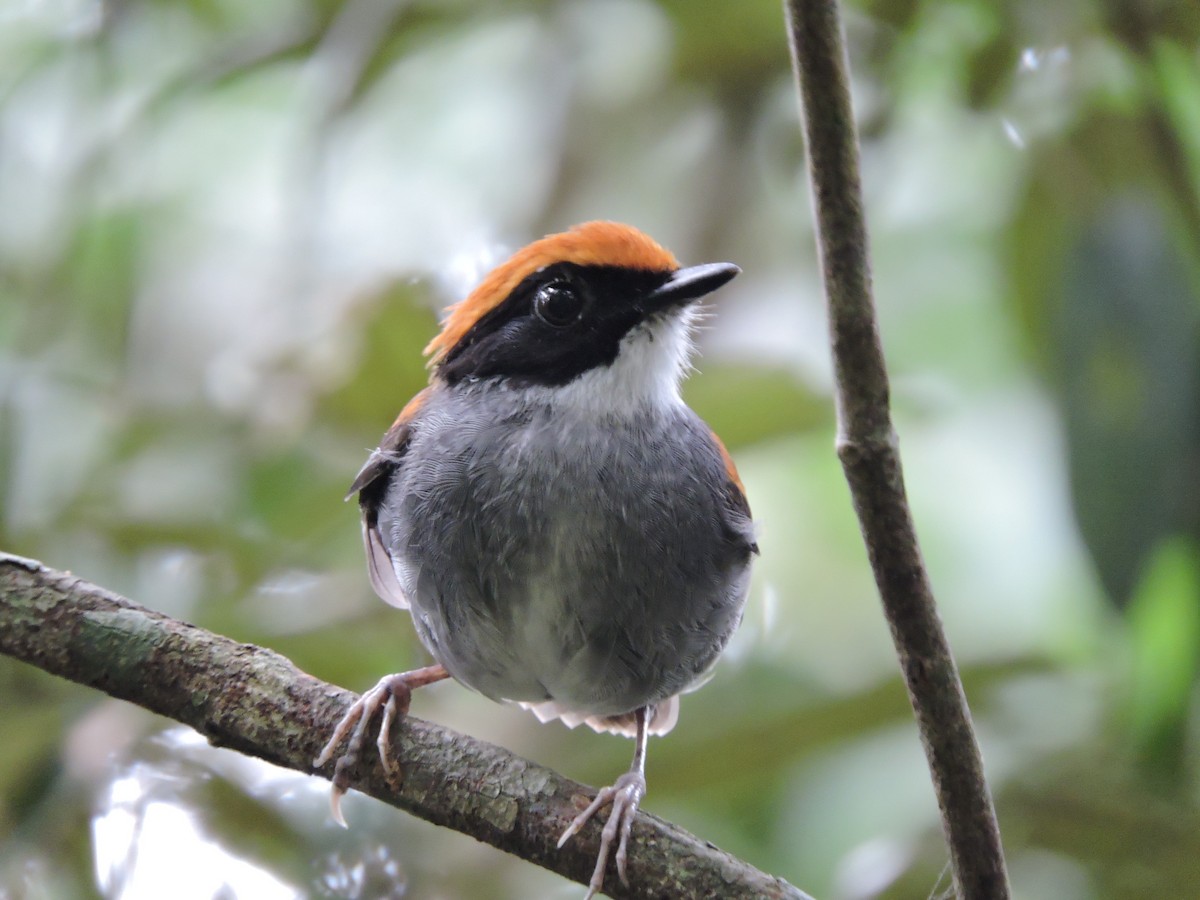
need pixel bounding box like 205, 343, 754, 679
1, 1, 1198, 897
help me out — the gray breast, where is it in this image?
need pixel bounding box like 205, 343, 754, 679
376, 385, 753, 718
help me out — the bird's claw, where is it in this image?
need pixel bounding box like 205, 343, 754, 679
559, 770, 646, 899
314, 673, 415, 824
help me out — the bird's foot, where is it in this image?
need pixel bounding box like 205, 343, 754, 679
558, 770, 647, 899
313, 664, 448, 826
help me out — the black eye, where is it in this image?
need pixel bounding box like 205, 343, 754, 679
533, 281, 587, 327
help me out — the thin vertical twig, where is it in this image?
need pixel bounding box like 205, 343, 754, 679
783, 1, 1011, 897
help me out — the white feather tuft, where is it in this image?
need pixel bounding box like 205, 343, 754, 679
529, 308, 698, 418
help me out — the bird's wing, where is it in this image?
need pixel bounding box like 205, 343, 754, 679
709, 428, 759, 555
349, 387, 432, 610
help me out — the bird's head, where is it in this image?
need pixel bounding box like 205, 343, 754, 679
424, 222, 739, 411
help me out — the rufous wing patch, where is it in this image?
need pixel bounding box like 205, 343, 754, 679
424, 222, 680, 365
390, 386, 430, 430
710, 428, 757, 553
710, 428, 746, 496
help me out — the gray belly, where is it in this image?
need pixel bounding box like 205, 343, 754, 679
376, 394, 752, 717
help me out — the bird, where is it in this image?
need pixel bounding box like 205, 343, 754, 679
315, 221, 757, 898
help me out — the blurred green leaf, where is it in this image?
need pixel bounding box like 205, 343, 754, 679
316, 280, 440, 433
242, 448, 348, 545
684, 362, 828, 448
1057, 197, 1199, 609
1153, 39, 1200, 203
1126, 537, 1200, 784
1004, 752, 1200, 895
0, 660, 68, 831
1010, 111, 1200, 608
659, 0, 788, 100
964, 25, 1016, 110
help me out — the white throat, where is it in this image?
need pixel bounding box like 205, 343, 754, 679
536, 308, 697, 418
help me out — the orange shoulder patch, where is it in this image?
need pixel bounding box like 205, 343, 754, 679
424, 222, 679, 365
392, 386, 430, 429
710, 429, 746, 495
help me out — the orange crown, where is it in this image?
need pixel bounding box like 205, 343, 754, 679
424, 222, 680, 365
